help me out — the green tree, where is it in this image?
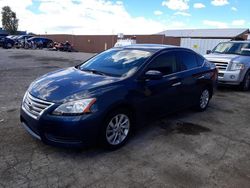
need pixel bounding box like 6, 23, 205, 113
1, 6, 19, 34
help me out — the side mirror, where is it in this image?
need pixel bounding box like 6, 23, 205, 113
145, 70, 163, 80
206, 50, 212, 54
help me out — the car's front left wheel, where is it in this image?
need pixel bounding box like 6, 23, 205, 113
101, 109, 131, 150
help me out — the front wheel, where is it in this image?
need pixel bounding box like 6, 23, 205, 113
240, 71, 250, 91
101, 110, 131, 150
195, 88, 210, 111
7, 42, 12, 48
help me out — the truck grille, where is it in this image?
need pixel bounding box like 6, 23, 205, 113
22, 92, 54, 119
211, 61, 229, 71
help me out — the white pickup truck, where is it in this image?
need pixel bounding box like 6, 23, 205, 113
114, 38, 136, 47
205, 41, 250, 91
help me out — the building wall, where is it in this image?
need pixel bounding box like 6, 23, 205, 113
39, 34, 181, 53
180, 38, 230, 55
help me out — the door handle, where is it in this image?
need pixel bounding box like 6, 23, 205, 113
172, 82, 182, 87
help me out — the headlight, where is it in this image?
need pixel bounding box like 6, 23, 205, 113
230, 62, 245, 71
52, 98, 96, 115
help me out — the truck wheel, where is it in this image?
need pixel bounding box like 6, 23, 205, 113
240, 71, 250, 91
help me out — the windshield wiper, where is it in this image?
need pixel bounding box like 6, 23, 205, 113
81, 68, 108, 76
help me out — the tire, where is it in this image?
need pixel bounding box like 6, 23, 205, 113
240, 71, 250, 91
101, 109, 132, 150
6, 42, 12, 48
195, 88, 210, 111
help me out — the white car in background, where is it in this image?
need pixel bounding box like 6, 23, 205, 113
114, 38, 136, 47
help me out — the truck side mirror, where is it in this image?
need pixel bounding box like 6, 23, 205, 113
206, 50, 212, 54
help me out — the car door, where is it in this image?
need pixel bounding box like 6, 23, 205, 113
137, 50, 183, 117
176, 50, 205, 107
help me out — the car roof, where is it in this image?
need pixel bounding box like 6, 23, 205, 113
28, 37, 51, 40
114, 44, 188, 53
28, 37, 41, 39
18, 35, 33, 38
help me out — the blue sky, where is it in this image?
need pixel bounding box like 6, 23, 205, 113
0, 0, 249, 34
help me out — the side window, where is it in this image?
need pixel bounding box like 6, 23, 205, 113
178, 51, 198, 70
196, 55, 205, 66
148, 52, 178, 75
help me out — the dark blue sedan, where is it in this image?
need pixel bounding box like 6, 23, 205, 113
20, 44, 217, 149
0, 37, 15, 48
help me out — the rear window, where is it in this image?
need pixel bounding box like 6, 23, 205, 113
178, 51, 198, 70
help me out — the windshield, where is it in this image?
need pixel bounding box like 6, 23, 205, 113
79, 49, 152, 77
212, 42, 250, 56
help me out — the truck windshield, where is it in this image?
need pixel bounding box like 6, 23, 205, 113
212, 42, 250, 56
79, 49, 152, 77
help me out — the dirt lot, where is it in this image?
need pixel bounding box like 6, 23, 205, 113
0, 48, 250, 188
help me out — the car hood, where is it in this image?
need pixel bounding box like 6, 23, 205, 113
29, 67, 121, 103
204, 53, 250, 63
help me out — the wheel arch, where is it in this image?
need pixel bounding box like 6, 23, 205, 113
103, 102, 137, 121
201, 82, 214, 99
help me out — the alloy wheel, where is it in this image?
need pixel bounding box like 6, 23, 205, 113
200, 89, 209, 109
106, 114, 130, 145
244, 73, 250, 90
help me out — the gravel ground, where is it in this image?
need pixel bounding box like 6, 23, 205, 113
0, 48, 250, 188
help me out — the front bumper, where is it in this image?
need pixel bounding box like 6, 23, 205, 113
20, 107, 102, 148
21, 121, 41, 140
217, 70, 243, 85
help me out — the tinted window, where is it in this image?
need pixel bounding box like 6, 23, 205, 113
196, 55, 205, 66
79, 49, 152, 77
178, 51, 198, 70
148, 52, 178, 75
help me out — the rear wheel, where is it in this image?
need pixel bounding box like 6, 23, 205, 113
101, 109, 131, 150
240, 71, 250, 91
195, 88, 210, 111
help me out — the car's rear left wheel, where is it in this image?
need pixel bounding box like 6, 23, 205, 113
102, 109, 131, 150
195, 88, 210, 111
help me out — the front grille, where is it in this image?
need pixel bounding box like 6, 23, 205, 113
211, 61, 229, 71
218, 73, 224, 77
22, 92, 54, 119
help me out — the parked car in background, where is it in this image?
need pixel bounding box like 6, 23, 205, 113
114, 38, 136, 47
205, 41, 250, 91
16, 35, 34, 41
6, 35, 19, 43
0, 37, 15, 48
6, 35, 18, 39
20, 44, 217, 149
27, 37, 53, 48
0, 36, 5, 47
16, 35, 34, 48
